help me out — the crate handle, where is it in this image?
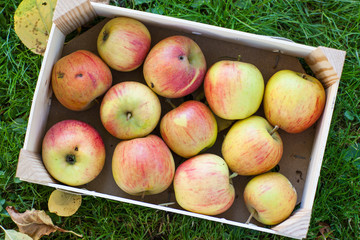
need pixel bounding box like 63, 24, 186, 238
52, 0, 109, 35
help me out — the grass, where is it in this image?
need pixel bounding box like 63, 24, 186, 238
1, 0, 359, 239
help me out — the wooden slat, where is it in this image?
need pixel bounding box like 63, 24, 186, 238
271, 208, 312, 239
16, 149, 57, 184
305, 46, 346, 88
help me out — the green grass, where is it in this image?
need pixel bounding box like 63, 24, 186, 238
1, 0, 360, 239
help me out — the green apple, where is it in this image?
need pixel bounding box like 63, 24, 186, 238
160, 100, 217, 158
100, 81, 161, 140
264, 70, 326, 133
112, 135, 175, 196
243, 172, 297, 225
143, 35, 206, 98
204, 60, 264, 120
174, 153, 235, 215
222, 116, 283, 176
51, 50, 112, 111
42, 120, 106, 186
97, 17, 151, 72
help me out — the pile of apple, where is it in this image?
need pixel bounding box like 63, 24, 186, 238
41, 17, 326, 226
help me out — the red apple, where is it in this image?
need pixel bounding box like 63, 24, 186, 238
204, 60, 264, 120
143, 35, 206, 98
243, 172, 297, 225
42, 120, 105, 186
100, 81, 161, 140
264, 70, 326, 133
51, 50, 112, 111
222, 116, 283, 176
97, 17, 151, 72
160, 100, 217, 158
173, 153, 235, 215
112, 135, 175, 196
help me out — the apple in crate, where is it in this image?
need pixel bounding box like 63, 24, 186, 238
243, 172, 297, 225
264, 70, 326, 133
97, 17, 151, 72
222, 116, 283, 176
42, 120, 105, 186
51, 50, 112, 111
160, 100, 217, 158
143, 35, 206, 98
174, 153, 235, 215
100, 81, 161, 140
204, 60, 264, 120
112, 135, 175, 196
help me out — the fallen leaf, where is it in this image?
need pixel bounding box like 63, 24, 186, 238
6, 206, 82, 240
317, 221, 334, 239
14, 0, 57, 55
48, 189, 82, 217
1, 225, 33, 240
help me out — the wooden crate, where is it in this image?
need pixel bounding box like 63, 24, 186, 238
16, 1, 346, 239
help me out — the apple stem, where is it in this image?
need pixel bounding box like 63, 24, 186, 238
165, 98, 177, 109
245, 211, 254, 224
270, 125, 279, 136
229, 172, 238, 179
126, 112, 132, 121
237, 55, 242, 61
141, 191, 146, 199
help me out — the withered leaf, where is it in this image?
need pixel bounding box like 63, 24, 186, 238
6, 206, 82, 240
14, 0, 57, 55
48, 189, 82, 217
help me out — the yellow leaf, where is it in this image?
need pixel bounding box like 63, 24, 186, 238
1, 226, 33, 240
14, 0, 57, 55
48, 189, 82, 217
5, 206, 83, 240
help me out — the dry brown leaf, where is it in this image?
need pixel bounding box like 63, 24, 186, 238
6, 206, 82, 240
48, 189, 82, 217
14, 0, 57, 55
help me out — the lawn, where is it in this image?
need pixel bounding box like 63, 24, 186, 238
1, 0, 359, 239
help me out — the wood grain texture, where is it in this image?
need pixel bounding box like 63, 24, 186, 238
271, 208, 312, 239
305, 46, 346, 88
53, 0, 96, 35
16, 148, 56, 184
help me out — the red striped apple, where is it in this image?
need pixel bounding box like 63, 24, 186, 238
174, 153, 235, 215
100, 81, 161, 140
42, 120, 106, 186
160, 100, 217, 158
97, 17, 151, 72
243, 172, 297, 225
112, 135, 175, 196
204, 60, 264, 120
264, 70, 326, 133
222, 116, 283, 176
143, 35, 206, 98
51, 50, 112, 111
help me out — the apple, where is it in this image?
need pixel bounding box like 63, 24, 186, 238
243, 172, 297, 225
97, 17, 151, 72
143, 35, 206, 98
263, 70, 326, 133
42, 120, 105, 186
160, 100, 217, 158
100, 81, 161, 140
173, 153, 235, 215
222, 116, 283, 176
112, 135, 175, 196
51, 50, 112, 111
204, 60, 264, 120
